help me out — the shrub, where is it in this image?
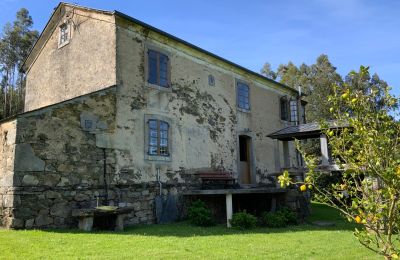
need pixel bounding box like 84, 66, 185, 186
261, 211, 287, 228
187, 200, 215, 226
278, 207, 298, 225
230, 211, 257, 229
260, 208, 298, 228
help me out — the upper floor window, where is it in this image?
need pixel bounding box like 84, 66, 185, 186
208, 74, 215, 86
290, 100, 298, 124
237, 82, 250, 110
148, 50, 169, 88
300, 101, 306, 124
58, 23, 70, 47
148, 119, 169, 156
280, 96, 289, 121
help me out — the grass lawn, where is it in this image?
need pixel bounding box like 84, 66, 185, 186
0, 203, 378, 259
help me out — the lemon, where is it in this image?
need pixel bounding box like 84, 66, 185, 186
300, 185, 307, 192
355, 216, 362, 224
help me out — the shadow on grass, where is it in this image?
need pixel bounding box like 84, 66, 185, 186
33, 203, 359, 237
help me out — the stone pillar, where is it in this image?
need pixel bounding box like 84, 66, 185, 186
78, 217, 93, 231
115, 214, 125, 231
283, 141, 290, 167
320, 134, 329, 166
274, 140, 281, 172
226, 193, 233, 228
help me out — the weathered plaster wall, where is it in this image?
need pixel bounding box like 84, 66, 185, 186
24, 6, 117, 112
0, 120, 17, 227
113, 18, 299, 186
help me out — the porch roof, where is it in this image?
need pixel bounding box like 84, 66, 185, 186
267, 121, 348, 141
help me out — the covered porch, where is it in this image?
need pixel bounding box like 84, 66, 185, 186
183, 187, 288, 227
268, 121, 347, 174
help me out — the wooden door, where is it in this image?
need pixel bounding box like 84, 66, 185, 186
239, 135, 251, 184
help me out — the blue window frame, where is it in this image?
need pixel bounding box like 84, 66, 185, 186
148, 119, 169, 156
148, 50, 169, 88
237, 82, 250, 110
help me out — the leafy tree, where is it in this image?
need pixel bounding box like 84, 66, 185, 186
260, 62, 277, 80
0, 8, 38, 119
268, 54, 342, 122
279, 66, 400, 259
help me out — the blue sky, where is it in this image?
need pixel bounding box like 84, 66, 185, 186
1, 0, 399, 95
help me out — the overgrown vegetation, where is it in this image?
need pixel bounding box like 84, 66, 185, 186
187, 200, 215, 227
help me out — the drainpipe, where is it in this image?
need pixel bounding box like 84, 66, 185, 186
102, 148, 109, 205
156, 167, 162, 196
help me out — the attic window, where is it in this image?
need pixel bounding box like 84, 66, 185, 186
58, 23, 70, 47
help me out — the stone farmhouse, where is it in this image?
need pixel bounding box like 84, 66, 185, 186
0, 3, 308, 229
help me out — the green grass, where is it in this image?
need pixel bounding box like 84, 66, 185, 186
0, 203, 378, 259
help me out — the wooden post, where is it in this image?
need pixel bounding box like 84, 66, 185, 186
226, 193, 233, 227
283, 141, 290, 167
320, 134, 329, 166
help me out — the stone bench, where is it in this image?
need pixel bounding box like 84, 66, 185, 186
72, 206, 135, 231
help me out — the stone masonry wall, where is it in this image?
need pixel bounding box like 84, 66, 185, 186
1, 86, 197, 229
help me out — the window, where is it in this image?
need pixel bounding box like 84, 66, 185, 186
59, 23, 70, 47
84, 120, 93, 129
148, 119, 169, 156
208, 74, 215, 86
148, 50, 169, 88
237, 82, 250, 110
290, 100, 298, 124
300, 101, 306, 124
280, 96, 289, 121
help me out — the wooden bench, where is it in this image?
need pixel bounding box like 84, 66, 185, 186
196, 171, 236, 189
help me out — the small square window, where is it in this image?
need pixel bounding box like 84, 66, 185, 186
84, 120, 93, 129
208, 75, 215, 86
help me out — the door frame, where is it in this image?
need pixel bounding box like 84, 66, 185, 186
236, 131, 256, 186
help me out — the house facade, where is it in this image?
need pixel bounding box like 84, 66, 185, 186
0, 3, 304, 229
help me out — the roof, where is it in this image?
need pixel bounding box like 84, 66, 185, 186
267, 121, 348, 141
22, 2, 296, 95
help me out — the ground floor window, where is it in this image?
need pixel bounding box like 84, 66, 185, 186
148, 119, 169, 156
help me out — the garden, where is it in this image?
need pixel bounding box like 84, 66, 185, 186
0, 203, 377, 259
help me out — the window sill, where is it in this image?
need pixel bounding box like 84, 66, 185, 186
146, 82, 172, 92
145, 154, 172, 162
237, 107, 251, 114
58, 40, 70, 49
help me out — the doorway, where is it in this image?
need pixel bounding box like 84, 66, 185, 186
239, 135, 251, 184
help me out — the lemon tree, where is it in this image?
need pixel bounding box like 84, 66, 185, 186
280, 66, 400, 259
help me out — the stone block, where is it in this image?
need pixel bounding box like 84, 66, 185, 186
35, 215, 53, 227
46, 191, 61, 199
50, 203, 71, 217
74, 193, 90, 202
25, 218, 35, 228
14, 143, 45, 171
78, 217, 93, 231
22, 175, 39, 186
